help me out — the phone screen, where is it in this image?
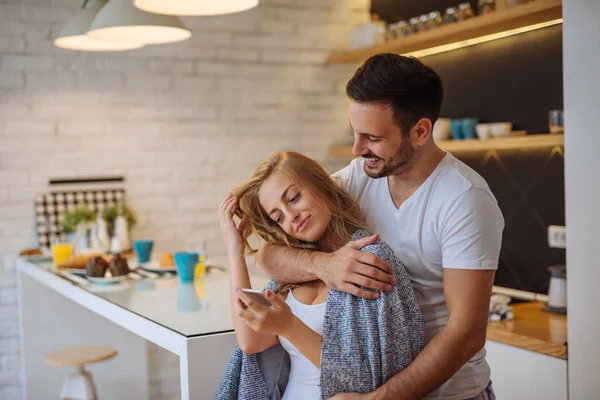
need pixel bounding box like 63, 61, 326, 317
241, 289, 272, 307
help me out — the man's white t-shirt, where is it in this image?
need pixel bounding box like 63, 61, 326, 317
333, 153, 504, 400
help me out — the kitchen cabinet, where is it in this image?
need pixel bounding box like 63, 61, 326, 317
486, 340, 567, 399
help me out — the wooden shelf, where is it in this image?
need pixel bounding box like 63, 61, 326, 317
330, 133, 564, 157
328, 0, 562, 63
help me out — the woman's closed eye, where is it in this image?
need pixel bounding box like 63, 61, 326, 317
273, 193, 300, 224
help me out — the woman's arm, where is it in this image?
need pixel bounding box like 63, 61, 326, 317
219, 194, 279, 354
228, 253, 279, 354
237, 289, 322, 369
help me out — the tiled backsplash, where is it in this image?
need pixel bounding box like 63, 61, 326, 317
453, 142, 566, 295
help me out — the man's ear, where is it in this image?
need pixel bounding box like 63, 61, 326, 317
411, 118, 433, 146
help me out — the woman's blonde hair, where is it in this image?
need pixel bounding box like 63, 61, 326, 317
232, 151, 366, 256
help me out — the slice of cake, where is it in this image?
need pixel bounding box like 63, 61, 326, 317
86, 256, 108, 277
109, 254, 130, 277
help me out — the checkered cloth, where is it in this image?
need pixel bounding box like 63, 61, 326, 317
35, 188, 125, 248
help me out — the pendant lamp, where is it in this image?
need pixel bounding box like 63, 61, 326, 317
87, 0, 191, 45
133, 0, 259, 16
54, 0, 144, 51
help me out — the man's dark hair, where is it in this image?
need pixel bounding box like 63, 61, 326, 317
346, 53, 444, 137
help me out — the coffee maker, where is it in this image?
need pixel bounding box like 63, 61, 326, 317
545, 265, 567, 314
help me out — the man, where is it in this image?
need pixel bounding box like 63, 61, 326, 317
257, 53, 504, 400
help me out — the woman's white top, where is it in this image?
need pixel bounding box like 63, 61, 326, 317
278, 291, 327, 400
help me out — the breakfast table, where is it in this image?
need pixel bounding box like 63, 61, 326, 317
17, 257, 270, 400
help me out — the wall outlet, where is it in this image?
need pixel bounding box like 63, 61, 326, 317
548, 225, 567, 249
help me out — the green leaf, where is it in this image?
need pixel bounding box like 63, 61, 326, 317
102, 203, 137, 234
60, 206, 96, 234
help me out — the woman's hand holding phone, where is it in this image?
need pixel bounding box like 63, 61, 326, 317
235, 288, 295, 336
241, 289, 272, 307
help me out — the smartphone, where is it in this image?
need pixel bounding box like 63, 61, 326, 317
241, 288, 272, 307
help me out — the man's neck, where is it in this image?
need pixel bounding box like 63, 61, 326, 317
387, 144, 446, 209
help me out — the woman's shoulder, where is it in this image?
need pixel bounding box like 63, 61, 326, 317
350, 230, 394, 255
349, 230, 402, 267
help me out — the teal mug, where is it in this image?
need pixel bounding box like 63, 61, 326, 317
174, 252, 199, 283
451, 119, 463, 140
133, 240, 153, 264
461, 118, 479, 140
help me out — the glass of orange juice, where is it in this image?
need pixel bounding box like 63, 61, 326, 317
188, 239, 207, 277
51, 243, 73, 266
195, 255, 206, 277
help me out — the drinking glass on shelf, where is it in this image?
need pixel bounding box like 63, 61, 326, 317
478, 0, 496, 15
51, 242, 73, 266
458, 3, 475, 20
387, 22, 399, 41
417, 14, 429, 32
188, 239, 207, 277
427, 11, 443, 29
443, 7, 458, 24
401, 19, 416, 36
549, 110, 564, 134
409, 17, 420, 32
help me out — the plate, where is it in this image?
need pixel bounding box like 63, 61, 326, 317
53, 266, 87, 275
22, 254, 53, 262
87, 275, 129, 284
139, 260, 177, 273
66, 268, 87, 275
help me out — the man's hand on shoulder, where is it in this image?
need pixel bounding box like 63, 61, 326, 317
316, 234, 396, 299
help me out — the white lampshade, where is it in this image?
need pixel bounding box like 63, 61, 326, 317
133, 0, 259, 16
88, 0, 191, 45
55, 0, 144, 52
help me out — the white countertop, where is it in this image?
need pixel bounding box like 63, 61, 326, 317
18, 258, 271, 355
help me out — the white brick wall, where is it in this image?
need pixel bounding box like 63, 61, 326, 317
0, 0, 368, 398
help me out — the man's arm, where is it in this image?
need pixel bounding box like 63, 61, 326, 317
256, 237, 396, 299
256, 242, 319, 283
368, 269, 494, 400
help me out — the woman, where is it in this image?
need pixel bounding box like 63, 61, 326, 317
217, 151, 424, 400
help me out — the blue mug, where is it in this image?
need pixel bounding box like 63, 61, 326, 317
451, 119, 463, 140
461, 118, 479, 140
174, 252, 199, 283
133, 240, 154, 264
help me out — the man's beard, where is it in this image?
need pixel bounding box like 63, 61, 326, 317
362, 143, 418, 178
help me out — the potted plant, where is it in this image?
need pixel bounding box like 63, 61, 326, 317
102, 203, 137, 237
60, 206, 96, 235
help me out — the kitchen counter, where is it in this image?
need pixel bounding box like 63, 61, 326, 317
486, 301, 567, 359
17, 257, 270, 400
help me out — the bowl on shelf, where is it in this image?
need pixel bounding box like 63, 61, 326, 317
490, 122, 513, 138
475, 123, 493, 140
433, 118, 451, 141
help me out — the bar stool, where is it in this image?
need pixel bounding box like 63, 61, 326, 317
43, 346, 118, 400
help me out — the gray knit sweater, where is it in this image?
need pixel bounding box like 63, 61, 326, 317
217, 230, 424, 399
